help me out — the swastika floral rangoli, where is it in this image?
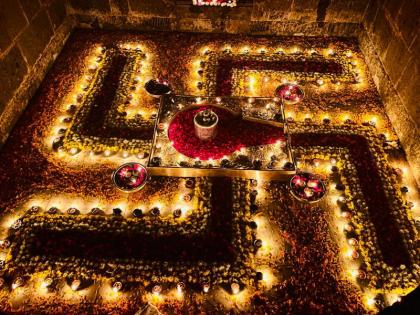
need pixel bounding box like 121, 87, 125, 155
0, 31, 418, 314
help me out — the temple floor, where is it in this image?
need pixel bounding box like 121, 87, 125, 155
0, 30, 418, 314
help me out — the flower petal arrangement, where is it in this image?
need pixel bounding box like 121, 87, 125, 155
168, 105, 285, 160
275, 83, 305, 104
0, 30, 417, 315
5, 178, 259, 288
112, 162, 148, 192
289, 172, 327, 203
149, 95, 294, 175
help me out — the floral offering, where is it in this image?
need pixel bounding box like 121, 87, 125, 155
275, 83, 305, 104
112, 162, 148, 192
290, 172, 327, 203
168, 105, 285, 160
0, 31, 417, 315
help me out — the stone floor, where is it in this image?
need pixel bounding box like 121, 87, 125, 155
0, 30, 418, 314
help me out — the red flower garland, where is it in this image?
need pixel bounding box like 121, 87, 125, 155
215, 58, 343, 96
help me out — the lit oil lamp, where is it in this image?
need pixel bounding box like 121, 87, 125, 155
41, 277, 53, 289
47, 207, 58, 214
88, 64, 98, 72
91, 207, 102, 215
351, 250, 360, 259
307, 179, 319, 188
303, 187, 314, 198
152, 284, 162, 295
150, 207, 160, 216
344, 223, 353, 232
112, 162, 148, 193
341, 211, 351, 219
71, 279, 81, 291
202, 282, 210, 293
11, 219, 22, 230
12, 277, 24, 290
0, 239, 10, 249
358, 270, 367, 279
133, 208, 143, 218
290, 172, 327, 203
173, 208, 182, 218
137, 152, 147, 159
177, 282, 185, 294
231, 282, 240, 295
68, 147, 80, 155
52, 137, 63, 151
185, 178, 195, 189
348, 238, 358, 246
254, 239, 263, 248
67, 207, 79, 215
112, 281, 123, 292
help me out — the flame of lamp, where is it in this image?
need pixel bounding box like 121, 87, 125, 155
203, 283, 210, 293
304, 187, 314, 197
152, 285, 162, 295
307, 179, 319, 188
71, 280, 81, 291
177, 282, 185, 294
42, 277, 53, 288
12, 277, 23, 290
231, 283, 240, 295
113, 281, 123, 292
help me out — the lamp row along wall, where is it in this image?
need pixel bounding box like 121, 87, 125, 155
0, 0, 418, 183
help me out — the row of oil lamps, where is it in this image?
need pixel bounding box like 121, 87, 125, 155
3, 276, 250, 296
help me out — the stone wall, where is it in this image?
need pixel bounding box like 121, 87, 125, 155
360, 0, 419, 184
0, 0, 73, 145
67, 0, 368, 36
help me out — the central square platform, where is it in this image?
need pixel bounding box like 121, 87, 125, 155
147, 95, 296, 179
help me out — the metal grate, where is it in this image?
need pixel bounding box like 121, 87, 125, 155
139, 17, 172, 30
250, 21, 271, 33
175, 0, 253, 7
